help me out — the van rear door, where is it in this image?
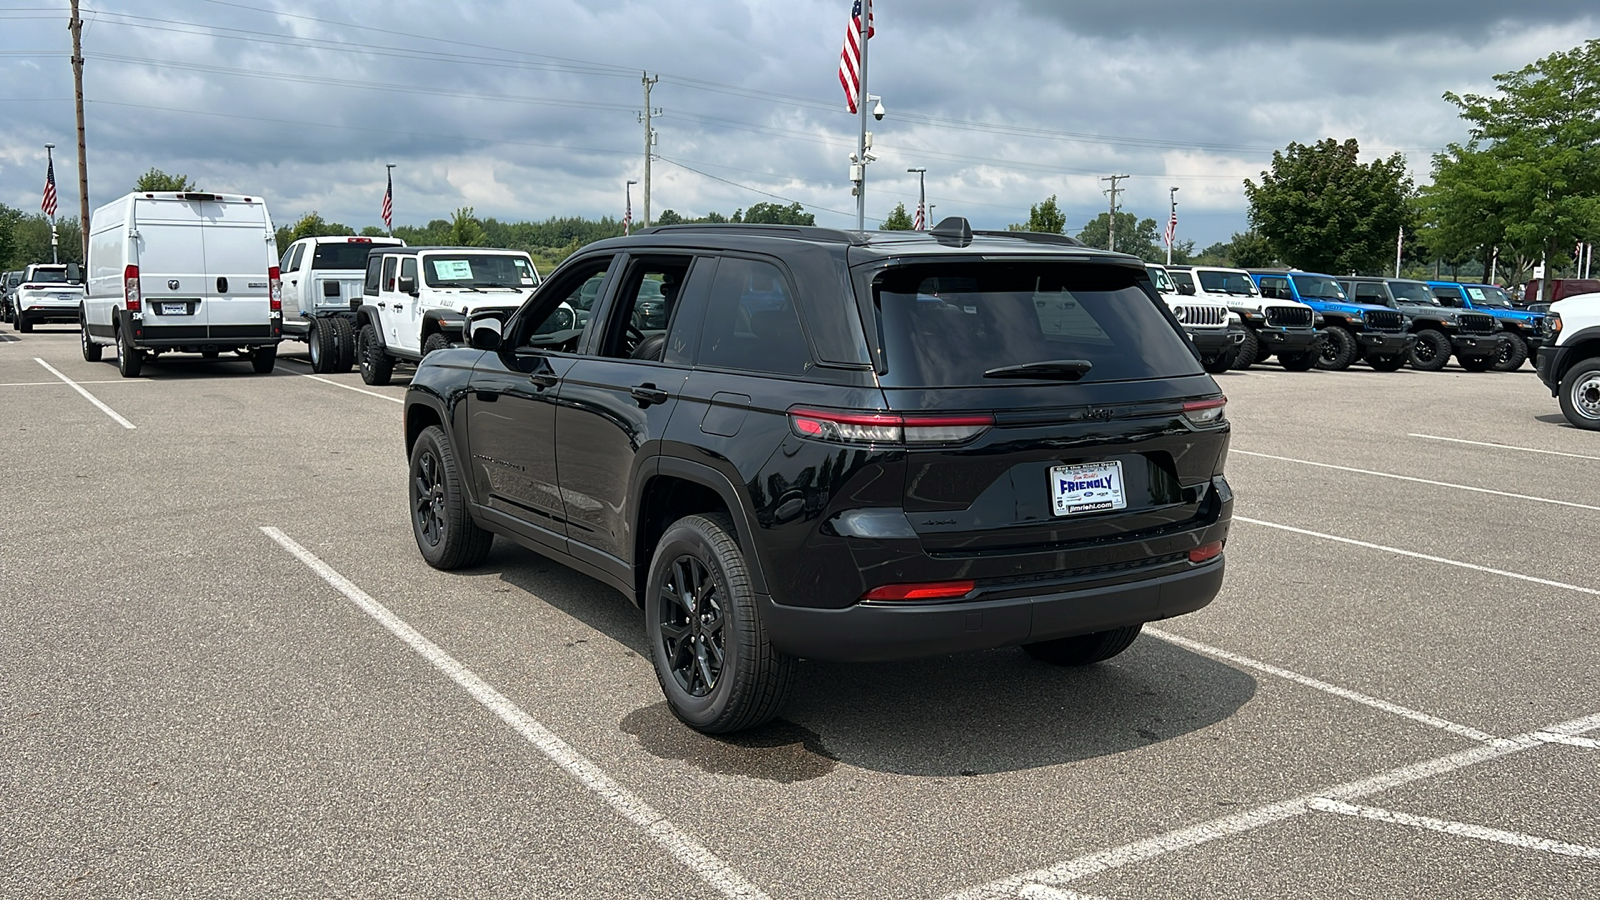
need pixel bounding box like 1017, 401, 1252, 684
132, 196, 211, 333
200, 198, 274, 341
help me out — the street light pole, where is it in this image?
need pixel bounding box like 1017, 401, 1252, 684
907, 167, 926, 230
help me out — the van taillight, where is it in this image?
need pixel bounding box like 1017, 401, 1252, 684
268, 266, 282, 311
123, 264, 141, 312
788, 408, 993, 446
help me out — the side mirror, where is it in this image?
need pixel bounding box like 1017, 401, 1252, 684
66, 262, 82, 284
397, 275, 417, 295
1177, 283, 1196, 296
469, 315, 503, 350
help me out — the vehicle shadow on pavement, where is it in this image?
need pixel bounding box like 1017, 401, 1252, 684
494, 553, 1255, 778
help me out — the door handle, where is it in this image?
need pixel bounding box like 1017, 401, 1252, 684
630, 384, 669, 406
529, 372, 559, 388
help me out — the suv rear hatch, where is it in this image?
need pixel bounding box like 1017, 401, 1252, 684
869, 260, 1228, 558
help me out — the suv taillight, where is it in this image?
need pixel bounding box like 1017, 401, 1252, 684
268, 266, 282, 312
1182, 397, 1227, 428
788, 408, 994, 446
123, 264, 141, 312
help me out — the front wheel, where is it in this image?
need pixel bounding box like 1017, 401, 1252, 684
1315, 326, 1358, 370
358, 324, 393, 386
1409, 329, 1451, 371
1278, 351, 1317, 372
409, 425, 494, 568
1558, 359, 1600, 431
1493, 333, 1529, 372
1024, 624, 1143, 666
646, 513, 796, 734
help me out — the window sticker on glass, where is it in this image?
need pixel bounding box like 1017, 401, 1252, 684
432, 259, 474, 281
1032, 290, 1109, 340
513, 259, 538, 285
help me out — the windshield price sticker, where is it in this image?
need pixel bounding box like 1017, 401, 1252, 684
1051, 460, 1127, 516
432, 259, 474, 281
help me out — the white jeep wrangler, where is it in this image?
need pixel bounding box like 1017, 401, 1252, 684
1168, 265, 1323, 370
355, 246, 540, 385
1535, 293, 1600, 430
1145, 263, 1242, 373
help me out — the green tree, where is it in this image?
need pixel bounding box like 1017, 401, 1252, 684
0, 203, 20, 269
1244, 138, 1414, 274
1008, 194, 1067, 234
1432, 39, 1600, 301
740, 201, 815, 225
880, 202, 913, 230
442, 207, 486, 247
1228, 231, 1278, 269
1077, 212, 1163, 261
133, 168, 196, 192
5, 213, 83, 265
273, 212, 355, 254
655, 209, 684, 226
360, 225, 389, 237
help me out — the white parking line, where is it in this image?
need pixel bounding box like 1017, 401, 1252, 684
1307, 799, 1600, 860
34, 358, 136, 429
0, 379, 148, 387
1231, 450, 1600, 513
1148, 628, 1497, 743
1234, 516, 1600, 598
1534, 731, 1600, 750
1019, 886, 1109, 900
943, 713, 1600, 899
259, 527, 769, 900
280, 361, 404, 404
1409, 433, 1600, 462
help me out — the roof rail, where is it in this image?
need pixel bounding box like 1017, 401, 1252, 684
634, 223, 868, 244
970, 229, 1086, 248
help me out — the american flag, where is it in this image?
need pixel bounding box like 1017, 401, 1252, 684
381, 170, 393, 230
41, 156, 58, 218
837, 0, 875, 113
1164, 207, 1177, 247
913, 201, 925, 231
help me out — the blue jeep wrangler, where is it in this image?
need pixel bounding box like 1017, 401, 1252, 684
1248, 270, 1414, 371
1426, 281, 1544, 372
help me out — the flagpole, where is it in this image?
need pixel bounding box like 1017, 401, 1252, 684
45, 143, 58, 263
1166, 186, 1178, 266
385, 163, 395, 237
855, 2, 869, 232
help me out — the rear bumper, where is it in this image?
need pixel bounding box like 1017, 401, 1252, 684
759, 555, 1225, 662
1357, 331, 1415, 356
1452, 334, 1503, 360
15, 305, 80, 324
132, 323, 281, 350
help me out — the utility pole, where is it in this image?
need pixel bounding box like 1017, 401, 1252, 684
70, 0, 89, 257
1101, 174, 1128, 252
1166, 186, 1178, 266
639, 73, 659, 229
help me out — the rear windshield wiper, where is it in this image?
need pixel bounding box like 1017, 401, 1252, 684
983, 359, 1093, 380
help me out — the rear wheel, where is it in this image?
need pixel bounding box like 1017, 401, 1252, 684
1459, 355, 1493, 372
79, 313, 102, 361
1201, 353, 1233, 374
647, 513, 795, 734
1367, 354, 1405, 372
1278, 351, 1317, 372
308, 318, 338, 373
250, 344, 277, 374
330, 316, 355, 372
15, 312, 32, 333
358, 323, 393, 386
409, 425, 494, 568
1493, 333, 1528, 372
1409, 329, 1451, 371
1558, 358, 1600, 431
1232, 329, 1259, 370
1024, 624, 1143, 666
1315, 326, 1358, 370
116, 327, 143, 378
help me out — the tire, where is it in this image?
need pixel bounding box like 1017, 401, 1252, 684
16, 312, 32, 333
1409, 329, 1451, 371
646, 513, 796, 734
1458, 355, 1492, 372
116, 327, 143, 378
1315, 326, 1358, 370
250, 344, 277, 374
308, 318, 338, 373
1493, 333, 1528, 372
1023, 624, 1143, 666
409, 425, 495, 569
422, 332, 451, 358
1558, 358, 1600, 431
1367, 354, 1405, 372
358, 324, 393, 386
1278, 351, 1317, 372
79, 314, 102, 362
1232, 329, 1259, 370
1202, 352, 1233, 375
330, 316, 355, 373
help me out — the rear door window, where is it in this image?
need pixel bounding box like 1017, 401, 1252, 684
696, 258, 811, 376
874, 262, 1201, 387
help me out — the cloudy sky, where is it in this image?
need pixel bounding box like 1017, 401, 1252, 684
2, 1, 1596, 247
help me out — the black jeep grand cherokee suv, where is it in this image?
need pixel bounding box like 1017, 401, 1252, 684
404, 219, 1232, 733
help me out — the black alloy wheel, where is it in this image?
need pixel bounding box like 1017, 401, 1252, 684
1409, 329, 1451, 371
408, 425, 494, 568
1493, 332, 1528, 372
414, 446, 447, 551
1315, 326, 1358, 370
658, 555, 726, 699
358, 323, 393, 385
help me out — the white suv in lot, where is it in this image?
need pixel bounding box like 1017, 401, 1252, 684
355, 246, 540, 385
10, 263, 86, 332
1146, 263, 1242, 373
1536, 291, 1600, 429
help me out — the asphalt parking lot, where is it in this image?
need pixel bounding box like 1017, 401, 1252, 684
4, 326, 1598, 899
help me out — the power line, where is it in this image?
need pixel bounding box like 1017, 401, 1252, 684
654, 157, 869, 223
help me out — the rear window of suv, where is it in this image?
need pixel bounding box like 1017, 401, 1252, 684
873, 262, 1202, 387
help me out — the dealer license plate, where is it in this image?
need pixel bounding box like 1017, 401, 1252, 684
54, 293, 76, 301
1050, 460, 1127, 517
160, 303, 188, 316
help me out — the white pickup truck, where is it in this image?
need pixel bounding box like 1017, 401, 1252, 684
278, 235, 405, 372
11, 263, 86, 333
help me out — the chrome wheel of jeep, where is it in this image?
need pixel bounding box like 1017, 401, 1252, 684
657, 555, 724, 698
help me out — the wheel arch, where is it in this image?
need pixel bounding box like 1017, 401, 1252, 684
356, 305, 386, 348
1555, 334, 1600, 383
632, 458, 769, 608
404, 396, 446, 459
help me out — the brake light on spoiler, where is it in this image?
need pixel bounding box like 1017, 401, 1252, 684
788, 408, 993, 446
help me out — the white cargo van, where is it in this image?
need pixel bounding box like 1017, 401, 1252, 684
83, 191, 283, 377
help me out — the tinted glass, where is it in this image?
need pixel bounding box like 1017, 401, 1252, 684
421, 253, 539, 288
1352, 283, 1387, 303
697, 258, 810, 376
516, 256, 611, 348
1387, 281, 1438, 305
29, 269, 69, 284
874, 263, 1202, 387
400, 257, 418, 285
1258, 276, 1289, 299
312, 242, 387, 270
1169, 270, 1195, 290
602, 257, 693, 360
364, 257, 382, 296
1197, 270, 1257, 295
1290, 273, 1346, 300
381, 257, 397, 292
